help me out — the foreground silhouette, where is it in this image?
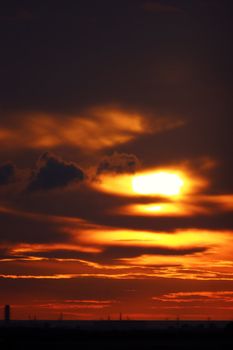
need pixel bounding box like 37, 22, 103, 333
0, 321, 233, 349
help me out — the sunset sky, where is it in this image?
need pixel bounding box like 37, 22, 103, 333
0, 0, 233, 320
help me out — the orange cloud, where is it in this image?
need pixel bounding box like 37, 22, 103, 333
0, 107, 183, 151
150, 291, 233, 320
11, 243, 101, 255
77, 228, 225, 249
204, 194, 233, 211
0, 274, 75, 279
152, 291, 233, 303
1, 199, 233, 284
117, 194, 233, 217
118, 202, 209, 217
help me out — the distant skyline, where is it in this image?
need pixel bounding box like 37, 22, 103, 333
0, 0, 233, 320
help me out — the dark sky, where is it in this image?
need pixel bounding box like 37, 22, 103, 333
0, 0, 233, 320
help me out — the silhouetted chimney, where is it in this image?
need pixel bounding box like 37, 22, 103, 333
4, 305, 10, 322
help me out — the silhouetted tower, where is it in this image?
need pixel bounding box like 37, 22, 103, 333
4, 305, 10, 322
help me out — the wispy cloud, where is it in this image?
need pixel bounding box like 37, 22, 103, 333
0, 107, 184, 152
153, 291, 233, 303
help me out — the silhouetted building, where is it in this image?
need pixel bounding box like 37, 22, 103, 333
4, 304, 10, 322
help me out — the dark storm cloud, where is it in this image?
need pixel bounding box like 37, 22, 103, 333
27, 152, 85, 192
96, 152, 140, 175
0, 162, 15, 186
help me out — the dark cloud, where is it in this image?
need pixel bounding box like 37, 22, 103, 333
27, 152, 85, 192
0, 211, 69, 244
17, 245, 207, 265
100, 245, 207, 260
0, 162, 15, 186
91, 212, 233, 233
96, 152, 140, 175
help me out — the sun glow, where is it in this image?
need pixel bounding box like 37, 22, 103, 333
120, 202, 202, 216
94, 168, 195, 198
132, 171, 184, 196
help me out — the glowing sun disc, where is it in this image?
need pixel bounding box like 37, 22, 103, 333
132, 171, 184, 196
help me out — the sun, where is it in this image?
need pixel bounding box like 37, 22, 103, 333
132, 171, 184, 196
92, 167, 199, 198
